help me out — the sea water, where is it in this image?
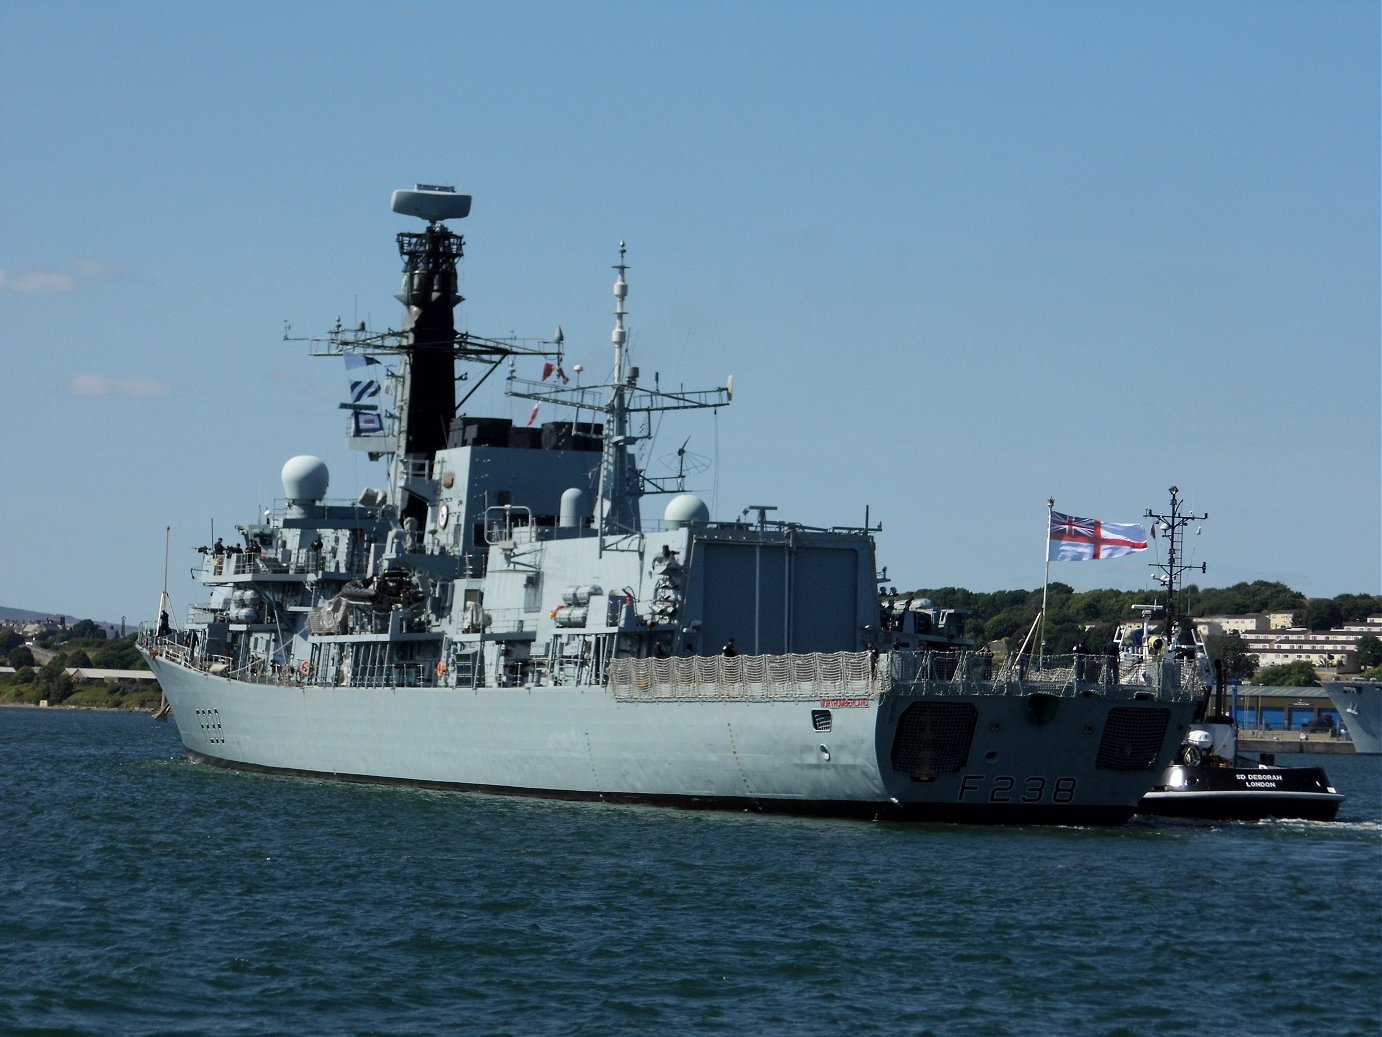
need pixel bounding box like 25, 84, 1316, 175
1, 708, 1377, 1037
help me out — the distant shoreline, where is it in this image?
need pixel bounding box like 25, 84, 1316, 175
0, 701, 155, 715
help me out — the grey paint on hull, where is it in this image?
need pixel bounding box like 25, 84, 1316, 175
151, 657, 1190, 824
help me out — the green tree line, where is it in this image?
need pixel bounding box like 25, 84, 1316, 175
0, 626, 157, 710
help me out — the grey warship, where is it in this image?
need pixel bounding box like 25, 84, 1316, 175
139, 184, 1200, 824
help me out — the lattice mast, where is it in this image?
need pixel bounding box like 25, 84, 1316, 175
1145, 486, 1208, 636
504, 244, 733, 547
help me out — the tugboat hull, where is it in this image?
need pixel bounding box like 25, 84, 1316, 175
1139, 763, 1343, 821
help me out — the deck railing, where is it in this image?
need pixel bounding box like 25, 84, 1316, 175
608, 649, 1203, 703
141, 632, 1202, 702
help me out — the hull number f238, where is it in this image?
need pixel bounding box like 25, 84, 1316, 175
957, 774, 1078, 804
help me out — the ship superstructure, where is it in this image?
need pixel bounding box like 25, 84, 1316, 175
140, 184, 1201, 824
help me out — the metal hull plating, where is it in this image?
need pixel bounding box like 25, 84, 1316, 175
1328, 682, 1381, 755
148, 655, 1191, 825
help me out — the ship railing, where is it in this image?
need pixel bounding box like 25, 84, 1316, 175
205, 659, 445, 689
141, 632, 195, 668
481, 609, 535, 635
140, 631, 186, 668
890, 650, 1201, 700
608, 651, 882, 702
304, 661, 441, 688
1116, 654, 1206, 696
200, 552, 300, 578
258, 494, 389, 526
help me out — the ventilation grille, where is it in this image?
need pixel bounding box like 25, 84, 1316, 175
890, 702, 978, 777
1096, 707, 1171, 771
811, 709, 833, 732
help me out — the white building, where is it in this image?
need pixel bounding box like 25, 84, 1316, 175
1195, 614, 1382, 674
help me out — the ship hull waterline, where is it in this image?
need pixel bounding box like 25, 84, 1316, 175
149, 655, 1190, 826
1138, 790, 1344, 822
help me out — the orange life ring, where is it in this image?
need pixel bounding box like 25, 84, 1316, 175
299, 660, 311, 677
435, 660, 447, 678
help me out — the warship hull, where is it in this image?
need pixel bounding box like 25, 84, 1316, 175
1327, 681, 1381, 755
140, 183, 1199, 826
148, 653, 1191, 824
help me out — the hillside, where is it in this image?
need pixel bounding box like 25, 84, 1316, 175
0, 606, 124, 637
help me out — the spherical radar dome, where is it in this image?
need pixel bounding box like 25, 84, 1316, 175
664, 494, 709, 530
281, 455, 330, 503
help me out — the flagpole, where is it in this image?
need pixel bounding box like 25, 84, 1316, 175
1040, 497, 1053, 663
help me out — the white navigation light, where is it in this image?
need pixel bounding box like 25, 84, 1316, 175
391, 185, 472, 222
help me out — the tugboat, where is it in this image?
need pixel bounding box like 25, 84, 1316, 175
1135, 489, 1344, 821
138, 183, 1201, 824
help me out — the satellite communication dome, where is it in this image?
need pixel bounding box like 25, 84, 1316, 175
664, 494, 709, 530
281, 455, 330, 503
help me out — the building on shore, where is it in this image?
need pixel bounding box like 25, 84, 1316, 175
1196, 614, 1382, 676
1227, 683, 1346, 734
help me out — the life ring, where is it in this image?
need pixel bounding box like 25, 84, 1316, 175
1179, 744, 1202, 766
299, 660, 312, 677
436, 660, 447, 678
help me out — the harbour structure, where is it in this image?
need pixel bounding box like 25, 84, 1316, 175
139, 184, 1201, 824
1227, 685, 1344, 735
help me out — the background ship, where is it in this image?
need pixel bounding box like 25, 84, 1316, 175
1328, 680, 1381, 754
139, 184, 1199, 824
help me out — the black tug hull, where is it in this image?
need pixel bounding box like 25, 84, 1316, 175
1139, 763, 1343, 821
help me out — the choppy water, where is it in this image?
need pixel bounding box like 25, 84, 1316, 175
1, 708, 1378, 1036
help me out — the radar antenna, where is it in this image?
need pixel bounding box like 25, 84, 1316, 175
655, 436, 711, 487
504, 245, 732, 547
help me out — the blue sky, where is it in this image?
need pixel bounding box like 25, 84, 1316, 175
2, 1, 1377, 626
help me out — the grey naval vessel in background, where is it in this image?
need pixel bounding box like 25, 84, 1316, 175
140, 184, 1200, 824
1328, 680, 1381, 754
